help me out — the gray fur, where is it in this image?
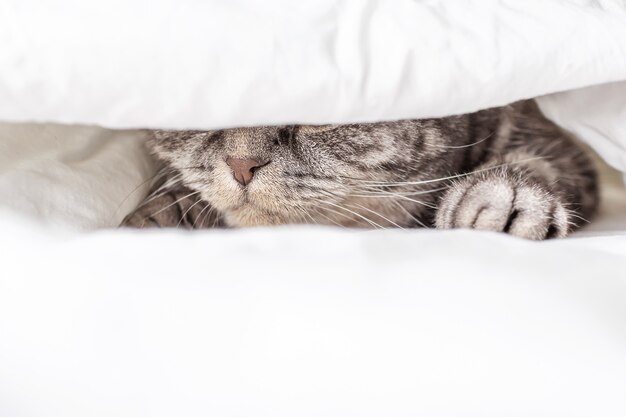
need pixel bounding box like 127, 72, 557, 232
122, 100, 598, 239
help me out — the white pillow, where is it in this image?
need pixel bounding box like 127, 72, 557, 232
538, 81, 626, 173
0, 123, 155, 230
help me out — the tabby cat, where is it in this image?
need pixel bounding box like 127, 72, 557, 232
122, 100, 598, 239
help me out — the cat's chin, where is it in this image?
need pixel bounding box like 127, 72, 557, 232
222, 206, 289, 227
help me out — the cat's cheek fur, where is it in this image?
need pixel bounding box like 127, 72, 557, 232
435, 171, 570, 240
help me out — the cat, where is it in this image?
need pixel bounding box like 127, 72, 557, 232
122, 100, 599, 239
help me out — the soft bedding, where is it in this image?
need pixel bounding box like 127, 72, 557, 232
2, 1, 626, 416
0, 123, 153, 230
2, 216, 626, 417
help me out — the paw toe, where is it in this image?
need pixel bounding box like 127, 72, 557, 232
436, 175, 572, 240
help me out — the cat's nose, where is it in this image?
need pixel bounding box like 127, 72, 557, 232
225, 157, 268, 186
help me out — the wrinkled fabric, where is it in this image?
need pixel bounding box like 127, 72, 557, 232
2, 2, 626, 415
0, 1, 624, 126
0, 123, 153, 229
2, 216, 626, 416
2, 0, 626, 171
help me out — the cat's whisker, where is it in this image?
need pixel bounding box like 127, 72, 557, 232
310, 208, 346, 228
344, 157, 545, 187
135, 171, 185, 205
351, 186, 447, 197
318, 207, 356, 227
567, 212, 591, 224
202, 207, 219, 229
111, 168, 174, 220
315, 199, 384, 229
298, 206, 318, 225
428, 132, 495, 149
311, 200, 358, 225
129, 165, 207, 211
114, 170, 182, 224
176, 197, 206, 228
393, 194, 438, 210
139, 179, 185, 208
390, 200, 429, 228
210, 207, 222, 228
292, 202, 319, 225
148, 190, 202, 218
297, 210, 313, 225
345, 202, 404, 229
350, 190, 438, 210
193, 203, 214, 229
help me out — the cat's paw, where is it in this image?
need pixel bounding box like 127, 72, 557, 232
120, 193, 188, 229
120, 204, 162, 228
435, 172, 570, 240
121, 191, 219, 229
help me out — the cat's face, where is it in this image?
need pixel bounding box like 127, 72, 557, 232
150, 121, 450, 227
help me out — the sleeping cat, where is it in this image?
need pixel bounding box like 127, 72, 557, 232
122, 100, 598, 239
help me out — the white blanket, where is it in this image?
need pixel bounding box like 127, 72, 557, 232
2, 220, 626, 416
2, 0, 626, 128
2, 1, 626, 416
2, 0, 626, 170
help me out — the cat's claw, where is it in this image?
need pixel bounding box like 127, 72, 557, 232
435, 172, 570, 240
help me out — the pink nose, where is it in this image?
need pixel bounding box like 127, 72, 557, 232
225, 158, 267, 186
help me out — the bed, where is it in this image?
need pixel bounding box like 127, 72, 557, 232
1, 1, 626, 416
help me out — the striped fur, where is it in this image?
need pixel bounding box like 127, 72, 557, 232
122, 100, 598, 239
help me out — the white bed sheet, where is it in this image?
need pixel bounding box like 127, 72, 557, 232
2, 0, 626, 415
2, 214, 626, 417
1, 122, 626, 416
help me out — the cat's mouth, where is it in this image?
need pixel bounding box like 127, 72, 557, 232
217, 189, 310, 226
215, 191, 279, 221
231, 198, 285, 217
223, 203, 289, 227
